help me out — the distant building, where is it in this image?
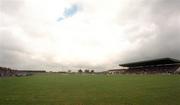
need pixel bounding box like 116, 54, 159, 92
107, 69, 126, 74
15, 70, 46, 76
18, 70, 46, 74
119, 58, 180, 74
0, 67, 46, 77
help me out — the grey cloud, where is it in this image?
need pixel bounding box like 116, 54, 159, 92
118, 0, 180, 64
1, 0, 180, 71
0, 0, 24, 15
0, 30, 25, 53
0, 30, 29, 69
0, 29, 49, 70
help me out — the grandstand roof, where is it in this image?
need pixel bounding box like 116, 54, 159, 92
119, 58, 180, 67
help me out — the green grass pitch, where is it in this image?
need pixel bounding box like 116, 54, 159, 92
0, 74, 180, 105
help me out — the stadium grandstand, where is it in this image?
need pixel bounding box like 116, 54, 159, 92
0, 67, 46, 77
119, 58, 180, 74
0, 67, 18, 77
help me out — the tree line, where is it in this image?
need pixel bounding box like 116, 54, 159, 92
78, 69, 94, 73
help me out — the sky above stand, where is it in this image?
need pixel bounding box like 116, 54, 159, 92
0, 0, 180, 71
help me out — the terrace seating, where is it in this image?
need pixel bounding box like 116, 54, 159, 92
0, 67, 17, 77
119, 58, 180, 74
124, 65, 180, 74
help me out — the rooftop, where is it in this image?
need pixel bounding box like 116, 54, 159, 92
119, 58, 180, 67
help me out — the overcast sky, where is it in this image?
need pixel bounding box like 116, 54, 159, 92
0, 0, 180, 71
